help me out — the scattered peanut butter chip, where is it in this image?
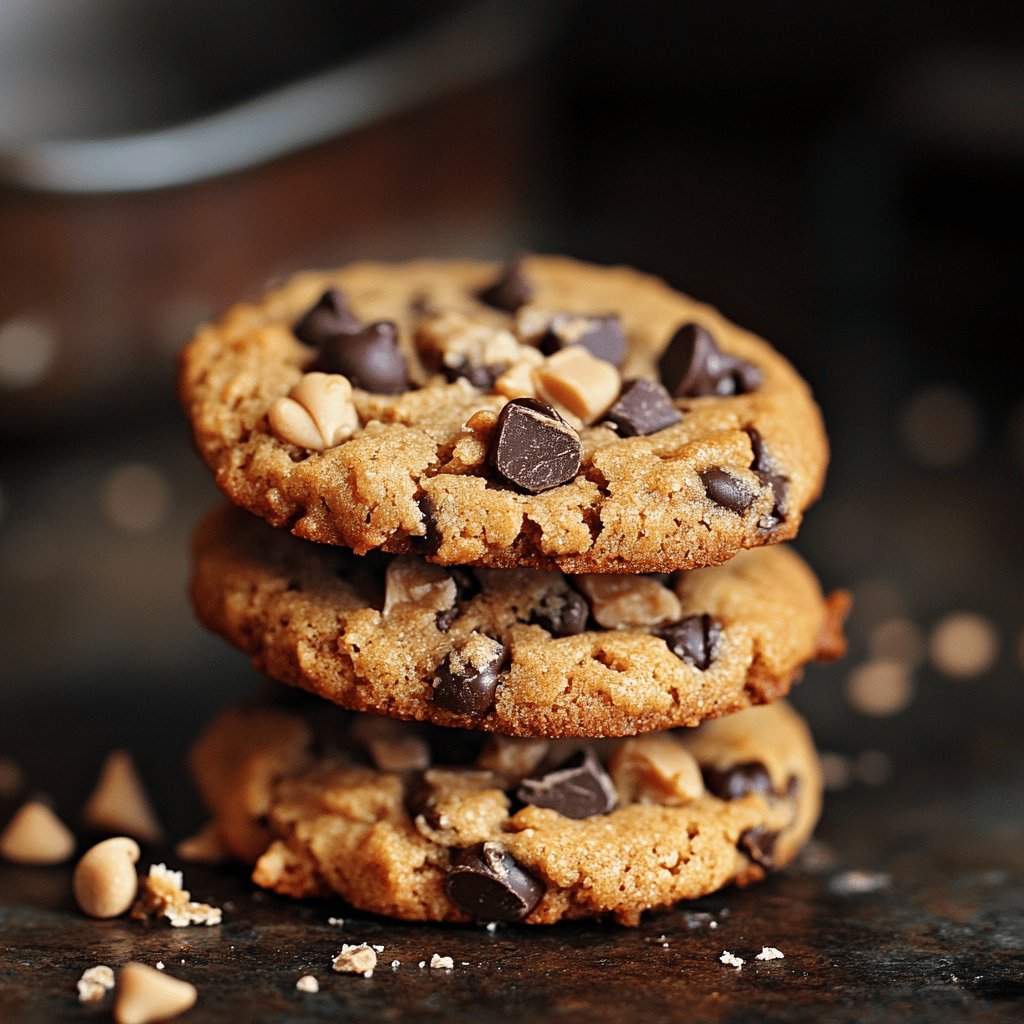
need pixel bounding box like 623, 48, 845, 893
174, 822, 230, 865
84, 750, 165, 844
576, 574, 682, 630
77, 964, 116, 1003
533, 346, 621, 424
609, 736, 704, 805
332, 943, 377, 977
131, 863, 222, 927
0, 799, 75, 864
114, 963, 197, 1024
73, 836, 140, 918
295, 975, 319, 993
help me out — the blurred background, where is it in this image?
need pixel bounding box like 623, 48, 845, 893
1, 0, 1022, 838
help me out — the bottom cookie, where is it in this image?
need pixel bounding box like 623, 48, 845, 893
190, 697, 821, 925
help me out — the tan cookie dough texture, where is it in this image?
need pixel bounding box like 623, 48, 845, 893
189, 700, 821, 925
179, 257, 828, 573
190, 505, 847, 738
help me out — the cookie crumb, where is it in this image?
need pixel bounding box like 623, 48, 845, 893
756, 947, 785, 961
430, 954, 454, 970
295, 975, 319, 993
328, 916, 345, 926
84, 750, 165, 844
719, 951, 744, 969
132, 863, 222, 927
114, 963, 196, 1024
485, 922, 499, 933
372, 944, 385, 953
829, 869, 891, 896
77, 965, 115, 1003
332, 944, 377, 977
0, 799, 75, 865
391, 960, 400, 969
155, 962, 165, 971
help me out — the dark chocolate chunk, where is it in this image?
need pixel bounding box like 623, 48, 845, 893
541, 315, 627, 367
529, 585, 590, 637
516, 749, 617, 819
658, 322, 763, 397
293, 288, 360, 347
445, 842, 544, 921
605, 379, 683, 437
745, 427, 789, 528
657, 614, 722, 671
702, 761, 775, 801
700, 468, 755, 514
404, 773, 443, 829
488, 398, 582, 494
313, 320, 407, 393
739, 825, 779, 869
431, 637, 507, 716
477, 258, 532, 312
417, 496, 441, 555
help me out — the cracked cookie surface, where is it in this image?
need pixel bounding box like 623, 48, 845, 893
179, 256, 828, 572
190, 505, 848, 738
190, 697, 821, 925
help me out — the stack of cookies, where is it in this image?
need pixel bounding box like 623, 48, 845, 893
179, 256, 847, 926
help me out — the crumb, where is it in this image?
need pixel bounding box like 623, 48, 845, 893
131, 863, 222, 927
709, 921, 718, 930
756, 947, 785, 961
419, 961, 426, 969
719, 951, 744, 969
430, 954, 454, 970
372, 944, 384, 953
828, 870, 892, 896
485, 922, 498, 933
295, 975, 319, 993
77, 965, 115, 1004
391, 960, 400, 969
155, 962, 165, 971
332, 944, 377, 977
328, 916, 345, 926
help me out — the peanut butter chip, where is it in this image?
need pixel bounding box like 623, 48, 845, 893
576, 575, 682, 630
73, 837, 140, 918
609, 736, 705, 805
114, 963, 197, 1024
383, 557, 457, 617
416, 310, 525, 384
534, 346, 621, 424
268, 372, 359, 450
0, 800, 75, 865
84, 750, 164, 844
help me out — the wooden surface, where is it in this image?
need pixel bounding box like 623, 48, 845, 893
1, 674, 1022, 1023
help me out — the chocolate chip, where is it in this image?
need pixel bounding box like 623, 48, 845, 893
404, 773, 443, 829
445, 842, 543, 922
443, 358, 506, 390
658, 323, 763, 397
313, 321, 407, 393
541, 315, 627, 367
605, 379, 682, 437
657, 614, 722, 671
700, 468, 755, 513
488, 398, 582, 494
431, 637, 507, 716
739, 825, 778, 869
477, 258, 532, 312
417, 495, 441, 555
293, 288, 360, 347
745, 427, 789, 528
529, 584, 589, 637
702, 761, 775, 801
516, 749, 617, 819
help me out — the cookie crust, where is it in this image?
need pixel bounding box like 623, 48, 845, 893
190, 505, 847, 738
179, 257, 828, 573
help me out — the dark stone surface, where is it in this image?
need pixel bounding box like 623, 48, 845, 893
1, 678, 1022, 1023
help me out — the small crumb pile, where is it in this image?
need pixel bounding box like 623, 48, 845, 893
332, 944, 377, 977
131, 863, 222, 927
755, 946, 785, 961
719, 951, 744, 969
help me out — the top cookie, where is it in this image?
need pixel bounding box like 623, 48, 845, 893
180, 256, 828, 573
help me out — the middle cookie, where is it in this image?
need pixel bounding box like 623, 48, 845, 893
192, 505, 848, 737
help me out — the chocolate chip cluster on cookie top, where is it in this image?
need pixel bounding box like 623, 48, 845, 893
180, 256, 828, 573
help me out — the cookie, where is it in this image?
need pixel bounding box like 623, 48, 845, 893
179, 256, 828, 573
190, 505, 848, 737
189, 697, 821, 925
